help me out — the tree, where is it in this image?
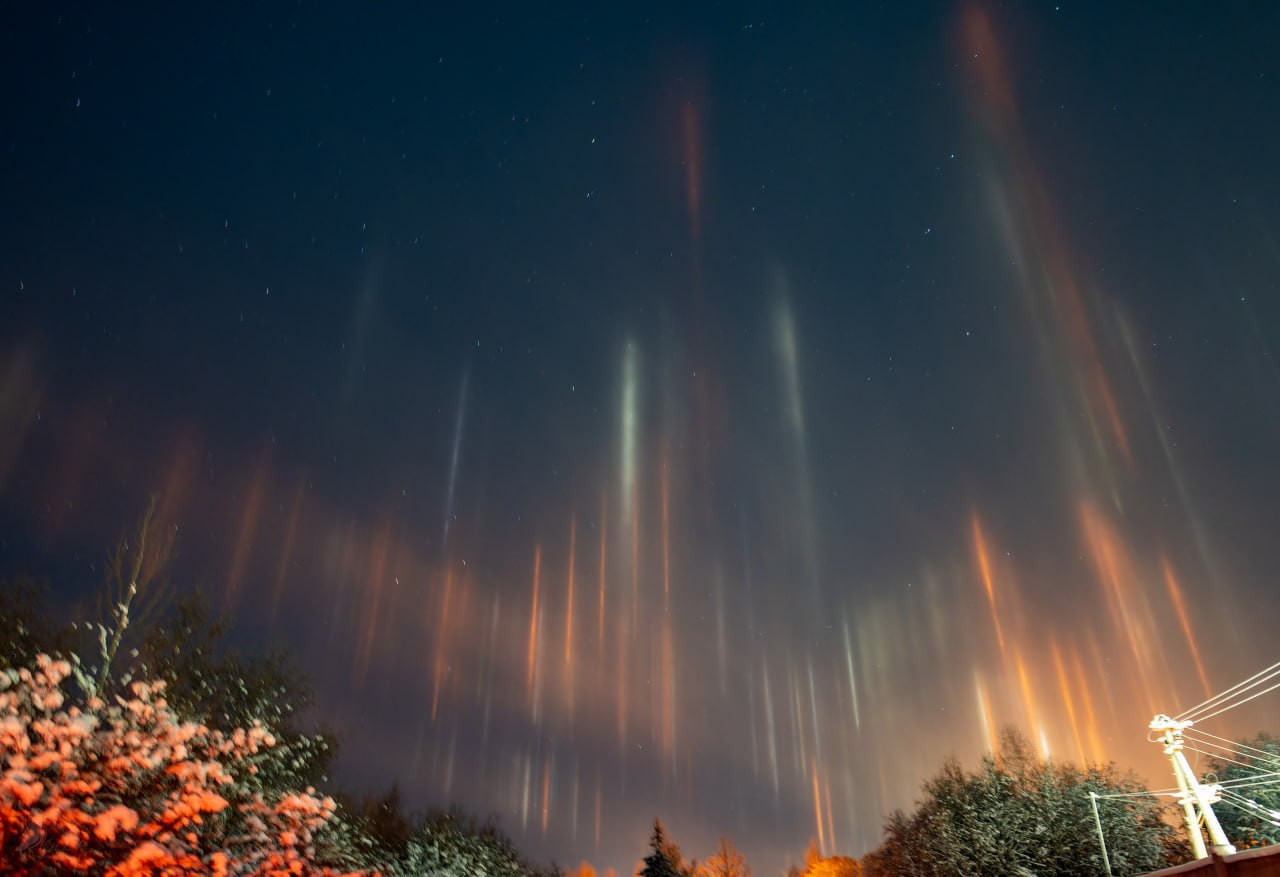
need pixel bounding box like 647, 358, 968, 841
795, 838, 859, 876
641, 819, 690, 877
862, 729, 1186, 876
1201, 732, 1280, 850
399, 807, 561, 877
0, 653, 361, 875
0, 502, 564, 875
0, 573, 76, 673
131, 594, 337, 794
84, 497, 176, 698
1, 505, 337, 796
697, 836, 750, 877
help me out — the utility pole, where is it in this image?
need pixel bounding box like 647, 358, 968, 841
1089, 792, 1113, 877
1149, 714, 1236, 858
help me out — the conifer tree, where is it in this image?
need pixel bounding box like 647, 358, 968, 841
641, 819, 688, 877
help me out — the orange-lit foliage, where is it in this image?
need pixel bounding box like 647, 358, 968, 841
0, 654, 364, 875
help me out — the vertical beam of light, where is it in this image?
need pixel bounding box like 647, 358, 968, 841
807, 655, 823, 765
443, 724, 457, 798
594, 772, 602, 850
790, 661, 808, 779
441, 369, 469, 555
975, 670, 996, 755
338, 263, 380, 409
482, 595, 499, 743
619, 341, 638, 552
681, 100, 703, 246
152, 435, 197, 536
1079, 501, 1160, 713
747, 667, 759, 778
1071, 646, 1105, 764
810, 759, 826, 856
763, 656, 779, 797
1160, 556, 1214, 699
521, 754, 531, 833
1084, 630, 1121, 744
842, 621, 862, 731
432, 566, 454, 722
843, 766, 858, 850
970, 512, 1006, 655
527, 545, 542, 704
961, 4, 1133, 471
774, 291, 820, 598
565, 515, 576, 666
271, 473, 306, 619
714, 568, 727, 695
617, 340, 641, 644
540, 753, 552, 837
775, 296, 806, 440
328, 520, 359, 642
1014, 650, 1047, 757
475, 581, 490, 705
630, 488, 640, 643
660, 444, 670, 610
1121, 312, 1236, 633
648, 623, 660, 752
598, 491, 607, 656
617, 607, 628, 753
876, 760, 889, 824
661, 612, 676, 778
1051, 638, 1087, 766
356, 518, 392, 683
823, 774, 836, 856
225, 453, 269, 610
740, 512, 756, 636
570, 762, 579, 842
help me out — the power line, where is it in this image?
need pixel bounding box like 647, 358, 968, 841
1187, 728, 1280, 762
1176, 660, 1280, 723
1218, 774, 1280, 794
1181, 742, 1260, 773
1192, 680, 1280, 724
1092, 786, 1181, 801
1216, 790, 1280, 828
1183, 736, 1280, 777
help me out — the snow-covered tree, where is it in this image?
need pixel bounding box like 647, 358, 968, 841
0, 502, 560, 875
0, 653, 362, 874
1202, 732, 1280, 850
397, 807, 562, 877
862, 730, 1186, 876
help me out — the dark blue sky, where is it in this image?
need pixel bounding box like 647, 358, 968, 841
3, 3, 1279, 873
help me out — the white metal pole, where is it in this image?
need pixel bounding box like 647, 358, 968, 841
1169, 743, 1208, 861
1171, 745, 1236, 856
1151, 714, 1236, 859
1089, 792, 1113, 877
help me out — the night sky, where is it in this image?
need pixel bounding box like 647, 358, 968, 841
3, 2, 1280, 873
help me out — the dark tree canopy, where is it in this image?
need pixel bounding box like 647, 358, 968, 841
641, 819, 691, 877
0, 573, 75, 672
